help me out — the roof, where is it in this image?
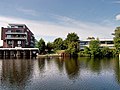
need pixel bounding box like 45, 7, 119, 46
80, 38, 113, 42
8, 24, 26, 26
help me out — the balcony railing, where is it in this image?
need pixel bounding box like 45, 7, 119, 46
5, 37, 27, 40
5, 32, 27, 35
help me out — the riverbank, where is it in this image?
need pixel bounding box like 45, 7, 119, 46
37, 54, 61, 58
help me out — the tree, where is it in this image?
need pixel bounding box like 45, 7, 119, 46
65, 32, 80, 55
114, 27, 120, 53
101, 47, 111, 57
36, 38, 46, 54
66, 32, 79, 42
66, 42, 77, 55
46, 42, 54, 53
84, 46, 91, 55
89, 39, 100, 57
53, 38, 64, 50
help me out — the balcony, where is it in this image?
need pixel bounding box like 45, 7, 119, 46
5, 37, 27, 40
5, 32, 27, 35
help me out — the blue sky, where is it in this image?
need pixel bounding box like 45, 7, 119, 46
0, 0, 120, 45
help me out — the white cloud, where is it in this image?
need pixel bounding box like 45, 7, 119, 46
17, 8, 39, 16
116, 14, 120, 20
112, 1, 120, 4
0, 15, 115, 46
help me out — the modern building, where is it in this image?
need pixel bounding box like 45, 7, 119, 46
1, 24, 35, 48
80, 39, 114, 50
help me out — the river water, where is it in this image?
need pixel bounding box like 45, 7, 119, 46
0, 57, 120, 90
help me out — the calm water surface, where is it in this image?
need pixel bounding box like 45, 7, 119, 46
0, 57, 120, 90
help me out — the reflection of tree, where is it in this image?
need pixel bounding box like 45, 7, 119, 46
89, 58, 101, 74
38, 58, 46, 72
65, 57, 80, 80
54, 58, 64, 73
114, 58, 120, 84
78, 57, 91, 68
1, 59, 33, 89
78, 57, 102, 74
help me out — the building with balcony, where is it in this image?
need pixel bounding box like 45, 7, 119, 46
1, 24, 35, 48
80, 39, 114, 50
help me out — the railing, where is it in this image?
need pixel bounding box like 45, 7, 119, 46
5, 32, 27, 35
5, 37, 27, 40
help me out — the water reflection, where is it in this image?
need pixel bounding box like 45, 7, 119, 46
1, 59, 33, 89
54, 58, 64, 73
0, 57, 120, 90
38, 58, 46, 72
65, 57, 80, 80
114, 58, 120, 84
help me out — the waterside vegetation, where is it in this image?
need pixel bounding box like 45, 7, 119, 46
36, 27, 120, 58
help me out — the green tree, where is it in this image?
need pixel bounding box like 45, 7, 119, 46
36, 38, 46, 54
65, 32, 80, 55
46, 42, 54, 53
66, 32, 79, 42
66, 42, 76, 55
84, 46, 91, 56
84, 46, 90, 54
53, 38, 64, 50
101, 47, 110, 57
114, 27, 120, 53
89, 39, 100, 57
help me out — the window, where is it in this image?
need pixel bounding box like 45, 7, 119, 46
18, 26, 23, 28
8, 41, 12, 45
100, 41, 105, 44
16, 30, 21, 32
7, 30, 11, 33
7, 35, 11, 38
107, 41, 114, 44
18, 41, 21, 44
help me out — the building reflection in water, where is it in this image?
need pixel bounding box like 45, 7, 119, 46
1, 59, 33, 89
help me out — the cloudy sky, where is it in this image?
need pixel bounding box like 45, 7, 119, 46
0, 0, 120, 45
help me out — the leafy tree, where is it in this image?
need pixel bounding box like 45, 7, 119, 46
66, 32, 79, 42
114, 27, 120, 53
65, 32, 80, 55
36, 38, 46, 54
53, 38, 64, 50
66, 42, 77, 55
46, 42, 54, 53
84, 46, 91, 55
89, 39, 100, 57
101, 47, 110, 57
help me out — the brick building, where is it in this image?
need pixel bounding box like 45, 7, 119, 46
1, 24, 35, 48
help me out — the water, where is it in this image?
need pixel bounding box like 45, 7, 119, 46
0, 57, 120, 90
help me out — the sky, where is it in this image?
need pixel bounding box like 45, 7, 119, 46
0, 0, 120, 45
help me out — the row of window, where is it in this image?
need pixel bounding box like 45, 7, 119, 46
7, 41, 22, 45
80, 41, 114, 45
7, 29, 26, 33
6, 35, 27, 38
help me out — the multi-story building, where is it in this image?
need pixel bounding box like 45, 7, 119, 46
1, 24, 35, 48
80, 39, 114, 50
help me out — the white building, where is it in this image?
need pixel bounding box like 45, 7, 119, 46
80, 39, 114, 50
